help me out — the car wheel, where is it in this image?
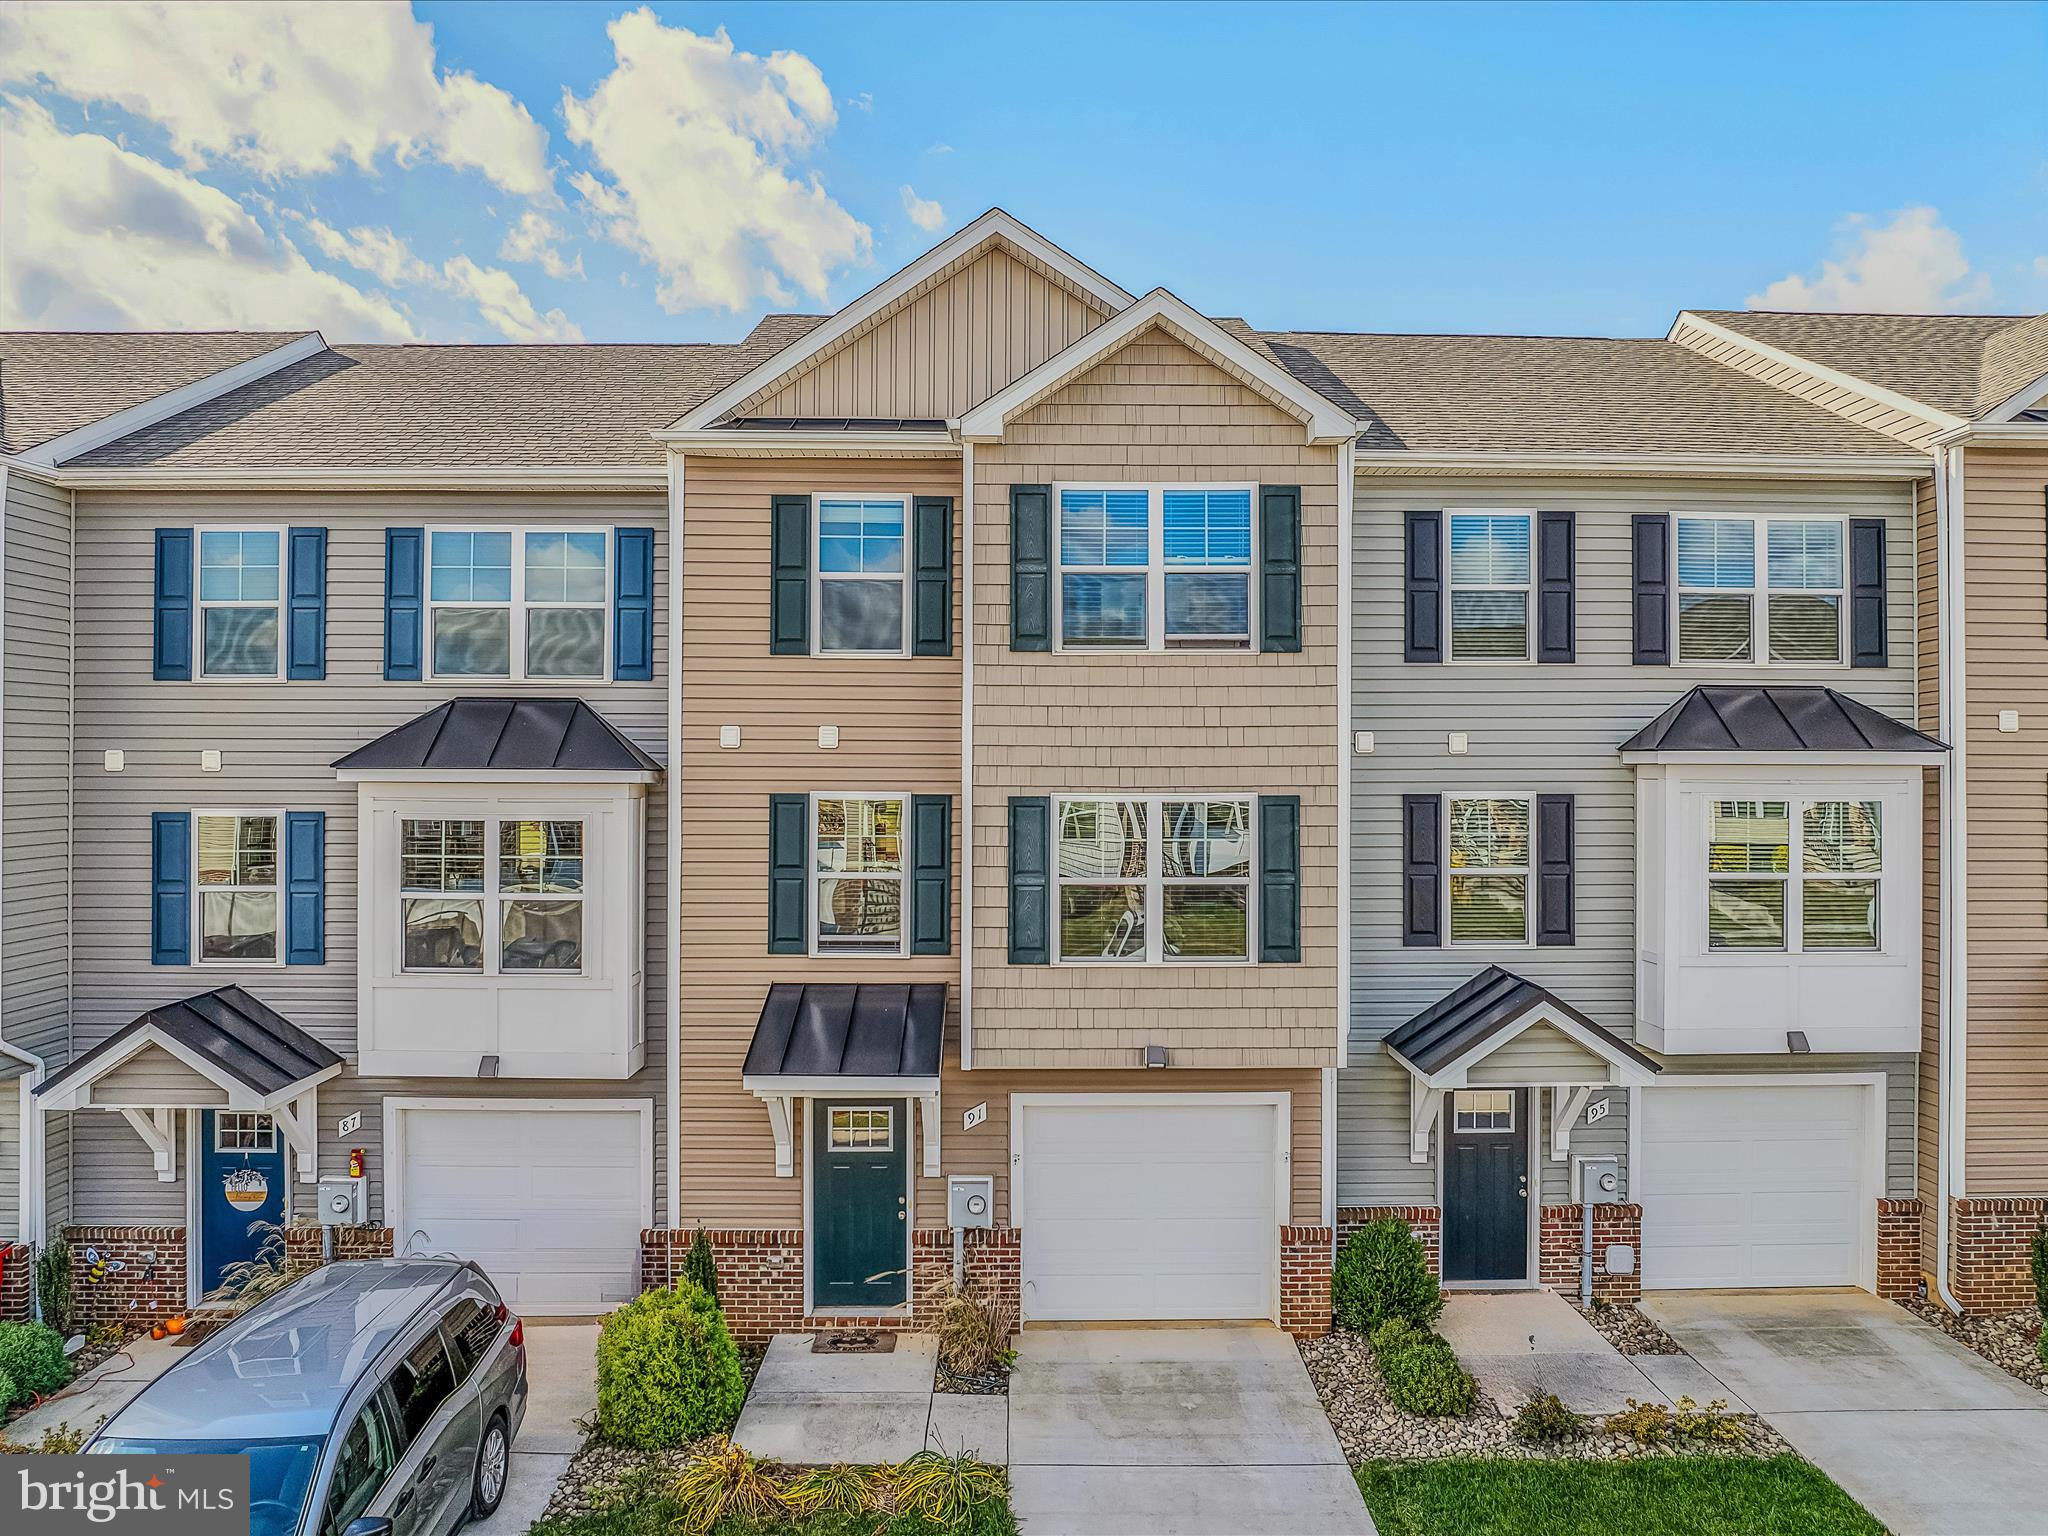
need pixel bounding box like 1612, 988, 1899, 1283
470, 1411, 511, 1522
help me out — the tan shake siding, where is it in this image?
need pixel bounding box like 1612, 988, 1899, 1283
741, 246, 1108, 421
1670, 317, 1945, 449
970, 328, 1341, 1069
1960, 441, 2048, 1193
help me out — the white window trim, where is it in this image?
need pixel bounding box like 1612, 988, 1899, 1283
424, 525, 612, 683
398, 814, 589, 978
213, 1111, 278, 1153
809, 791, 910, 958
1444, 791, 1535, 948
1049, 482, 1260, 654
1672, 512, 1849, 669
1705, 795, 1883, 956
193, 807, 285, 967
1443, 508, 1535, 665
828, 1104, 896, 1152
812, 492, 912, 658
1050, 792, 1258, 966
1451, 1089, 1516, 1134
194, 524, 287, 682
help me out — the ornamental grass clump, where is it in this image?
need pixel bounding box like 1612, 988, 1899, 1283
1511, 1390, 1590, 1443
595, 1280, 745, 1448
671, 1438, 787, 1533
892, 1449, 1009, 1525
1333, 1219, 1443, 1335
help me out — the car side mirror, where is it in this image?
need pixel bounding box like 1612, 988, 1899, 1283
343, 1520, 394, 1536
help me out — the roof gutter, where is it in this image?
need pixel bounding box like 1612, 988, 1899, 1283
1930, 421, 2048, 447
45, 464, 666, 490
1353, 449, 1932, 479
1933, 440, 1968, 1316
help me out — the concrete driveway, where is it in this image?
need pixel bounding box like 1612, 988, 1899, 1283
1007, 1328, 1373, 1536
477, 1319, 598, 1532
1643, 1291, 2048, 1536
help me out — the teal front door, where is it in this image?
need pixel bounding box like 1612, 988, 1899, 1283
811, 1100, 908, 1308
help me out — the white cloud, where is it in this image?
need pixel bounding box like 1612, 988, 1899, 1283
561, 10, 869, 312
846, 91, 873, 113
299, 217, 438, 288
498, 209, 584, 280
297, 215, 583, 341
926, 143, 954, 156
0, 95, 417, 339
900, 184, 946, 234
1750, 206, 1993, 313
0, 0, 553, 198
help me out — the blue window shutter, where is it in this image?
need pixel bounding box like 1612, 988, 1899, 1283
1257, 795, 1301, 963
1007, 796, 1051, 963
1401, 794, 1442, 947
912, 497, 954, 657
1535, 794, 1575, 947
384, 527, 424, 681
286, 526, 328, 680
1404, 512, 1442, 663
285, 811, 326, 965
910, 794, 952, 955
151, 812, 192, 965
1258, 486, 1303, 653
1537, 511, 1575, 664
1631, 514, 1671, 665
770, 497, 810, 655
614, 526, 656, 680
153, 528, 194, 681
768, 794, 809, 954
1010, 486, 1051, 653
1849, 518, 1888, 668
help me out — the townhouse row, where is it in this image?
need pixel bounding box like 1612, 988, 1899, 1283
2, 212, 2044, 1334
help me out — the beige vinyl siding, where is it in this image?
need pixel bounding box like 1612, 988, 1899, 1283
1957, 441, 2048, 1193
739, 245, 1108, 420
970, 327, 1342, 1069
67, 491, 671, 1227
91, 1045, 227, 1106
1671, 317, 1947, 449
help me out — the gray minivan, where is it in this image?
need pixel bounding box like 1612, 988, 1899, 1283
88, 1259, 527, 1536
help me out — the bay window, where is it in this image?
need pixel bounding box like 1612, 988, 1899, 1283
1676, 516, 1844, 665
1054, 795, 1252, 962
1446, 796, 1531, 944
197, 528, 283, 678
1707, 797, 1879, 952
1056, 485, 1254, 651
402, 815, 585, 973
428, 528, 608, 680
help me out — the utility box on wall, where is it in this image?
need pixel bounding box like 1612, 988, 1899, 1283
948, 1175, 993, 1229
318, 1175, 365, 1226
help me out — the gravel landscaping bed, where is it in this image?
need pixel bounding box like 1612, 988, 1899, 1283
1898, 1300, 2045, 1394
1574, 1302, 1682, 1356
1300, 1332, 1787, 1463
541, 1437, 724, 1523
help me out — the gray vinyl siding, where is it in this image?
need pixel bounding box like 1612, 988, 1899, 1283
1341, 476, 1920, 1207
67, 491, 671, 1228
0, 1078, 19, 1237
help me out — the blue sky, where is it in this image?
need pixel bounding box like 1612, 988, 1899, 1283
3, 1, 2044, 344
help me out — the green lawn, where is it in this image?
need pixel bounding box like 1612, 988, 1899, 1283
531, 1490, 1016, 1536
1357, 1456, 1883, 1536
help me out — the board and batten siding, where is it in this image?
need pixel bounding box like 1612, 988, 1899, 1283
1340, 475, 1922, 1208
66, 491, 671, 1227
1669, 318, 1946, 450
969, 327, 1343, 1070
738, 244, 1109, 422
5, 468, 75, 1233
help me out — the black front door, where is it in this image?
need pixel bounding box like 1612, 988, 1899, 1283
812, 1100, 909, 1307
1441, 1089, 1529, 1283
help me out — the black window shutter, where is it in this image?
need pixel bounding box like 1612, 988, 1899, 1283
910, 794, 952, 955
1401, 794, 1443, 947
1849, 517, 1888, 668
1631, 514, 1671, 665
1007, 796, 1051, 963
1537, 511, 1576, 664
1258, 485, 1303, 653
912, 497, 954, 657
1257, 795, 1302, 962
1404, 512, 1443, 663
1535, 794, 1576, 947
1011, 485, 1051, 652
767, 794, 809, 954
769, 496, 811, 655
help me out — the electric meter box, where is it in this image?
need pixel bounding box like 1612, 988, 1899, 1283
1574, 1155, 1621, 1205
948, 1174, 994, 1229
318, 1175, 365, 1226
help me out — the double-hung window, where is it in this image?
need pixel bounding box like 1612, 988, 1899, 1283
813, 795, 906, 954
1676, 516, 1844, 664
197, 528, 284, 678
195, 811, 281, 962
1053, 795, 1252, 962
816, 497, 908, 653
1446, 796, 1531, 945
428, 529, 608, 680
1446, 512, 1532, 661
1056, 485, 1254, 650
401, 816, 585, 973
1707, 797, 1880, 952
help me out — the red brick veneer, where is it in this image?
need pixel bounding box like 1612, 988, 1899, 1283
1281, 1225, 1333, 1337
66, 1226, 187, 1327
1336, 1206, 1442, 1277
1951, 1197, 2046, 1313
0, 1242, 33, 1323
1538, 1203, 1642, 1301
282, 1224, 396, 1273
1875, 1198, 1924, 1301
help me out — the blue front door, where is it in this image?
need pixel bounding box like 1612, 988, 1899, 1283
198, 1110, 287, 1297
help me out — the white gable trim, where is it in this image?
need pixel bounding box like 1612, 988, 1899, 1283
1386, 1005, 1658, 1093
17, 333, 331, 469
664, 210, 1136, 435
1981, 365, 2048, 425
39, 1021, 343, 1112
1669, 312, 1963, 433
958, 289, 1357, 446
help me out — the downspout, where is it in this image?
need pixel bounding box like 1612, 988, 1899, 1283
959, 442, 974, 1073
665, 452, 685, 1228
1933, 442, 1966, 1315
1327, 435, 1356, 1231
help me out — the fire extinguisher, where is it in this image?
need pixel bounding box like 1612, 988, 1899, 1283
348, 1148, 365, 1179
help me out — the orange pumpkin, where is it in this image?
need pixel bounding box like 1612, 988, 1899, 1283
150, 1325, 167, 1341
163, 1316, 186, 1336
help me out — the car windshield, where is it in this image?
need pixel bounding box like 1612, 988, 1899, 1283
92, 1436, 326, 1536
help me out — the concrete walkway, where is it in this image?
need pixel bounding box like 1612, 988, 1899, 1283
1007, 1327, 1372, 1536
733, 1333, 1008, 1465
1439, 1290, 1745, 1415
1644, 1291, 2048, 1536
3, 1332, 183, 1444
479, 1319, 598, 1533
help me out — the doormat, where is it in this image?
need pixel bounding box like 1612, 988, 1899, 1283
811, 1329, 897, 1354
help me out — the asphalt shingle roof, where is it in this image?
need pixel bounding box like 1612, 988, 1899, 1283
333, 698, 662, 774
1619, 685, 1946, 755
0, 331, 311, 455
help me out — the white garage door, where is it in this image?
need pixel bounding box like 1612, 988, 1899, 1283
1019, 1099, 1279, 1322
1639, 1084, 1872, 1291
394, 1103, 649, 1314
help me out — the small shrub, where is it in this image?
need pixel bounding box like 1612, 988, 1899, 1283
0, 1321, 71, 1404
892, 1449, 1008, 1525
2037, 1323, 2047, 1373
1333, 1219, 1443, 1335
671, 1438, 787, 1533
782, 1462, 883, 1517
0, 1369, 16, 1416
595, 1280, 745, 1449
1604, 1398, 1674, 1444
683, 1228, 718, 1305
1511, 1390, 1589, 1443
1369, 1318, 1474, 1417
35, 1239, 72, 1336
923, 1278, 1017, 1378
1672, 1395, 1746, 1446
0, 1420, 91, 1454
2030, 1221, 2048, 1321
